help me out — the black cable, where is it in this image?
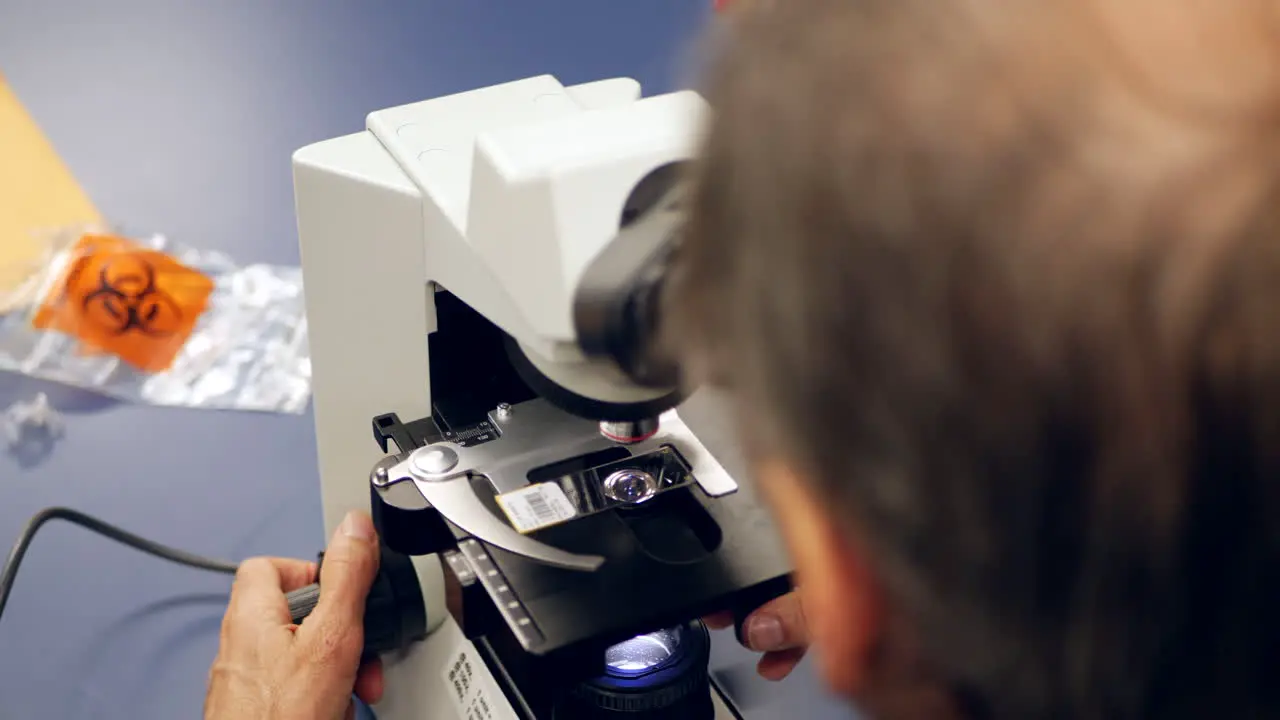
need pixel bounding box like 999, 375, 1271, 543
0, 506, 240, 623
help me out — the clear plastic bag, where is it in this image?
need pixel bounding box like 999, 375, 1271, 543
0, 228, 311, 414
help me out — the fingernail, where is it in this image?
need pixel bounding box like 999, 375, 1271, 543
338, 510, 376, 542
746, 614, 785, 651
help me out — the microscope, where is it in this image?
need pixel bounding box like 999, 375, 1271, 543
293, 75, 792, 719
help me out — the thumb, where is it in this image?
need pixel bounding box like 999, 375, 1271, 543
298, 511, 380, 659
314, 511, 381, 627
743, 591, 809, 652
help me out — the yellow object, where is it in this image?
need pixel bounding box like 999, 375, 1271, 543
0, 73, 102, 309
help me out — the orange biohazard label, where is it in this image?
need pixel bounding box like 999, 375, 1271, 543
32, 234, 215, 373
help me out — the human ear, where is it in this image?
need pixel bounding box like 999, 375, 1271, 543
754, 460, 883, 698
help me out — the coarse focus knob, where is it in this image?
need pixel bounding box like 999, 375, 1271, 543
285, 546, 429, 657
286, 582, 321, 625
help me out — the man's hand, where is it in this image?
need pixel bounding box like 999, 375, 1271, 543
705, 591, 809, 681
205, 511, 385, 720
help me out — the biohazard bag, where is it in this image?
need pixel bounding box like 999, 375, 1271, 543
0, 228, 311, 413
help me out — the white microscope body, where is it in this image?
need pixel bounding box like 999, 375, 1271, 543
293, 75, 716, 720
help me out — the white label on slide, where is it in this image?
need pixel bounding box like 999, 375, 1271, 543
495, 482, 577, 534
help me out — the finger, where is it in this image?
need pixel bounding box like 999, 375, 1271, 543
702, 611, 735, 630
278, 559, 320, 592
354, 658, 386, 705
757, 647, 807, 682
228, 557, 309, 629
232, 557, 316, 596
742, 591, 808, 653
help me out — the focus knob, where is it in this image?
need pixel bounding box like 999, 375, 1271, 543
286, 546, 429, 657
286, 582, 321, 626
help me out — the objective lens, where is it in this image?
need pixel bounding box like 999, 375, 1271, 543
555, 621, 713, 719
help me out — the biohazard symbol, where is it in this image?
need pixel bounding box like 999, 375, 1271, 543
33, 234, 214, 373
81, 256, 185, 337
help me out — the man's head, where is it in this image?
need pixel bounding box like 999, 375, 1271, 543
669, 0, 1280, 717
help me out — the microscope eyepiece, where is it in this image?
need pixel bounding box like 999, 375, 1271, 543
574, 163, 686, 391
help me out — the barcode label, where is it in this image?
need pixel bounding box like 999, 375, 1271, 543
495, 482, 577, 533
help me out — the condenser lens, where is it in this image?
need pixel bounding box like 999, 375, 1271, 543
556, 621, 713, 719
604, 626, 683, 675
